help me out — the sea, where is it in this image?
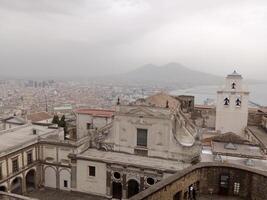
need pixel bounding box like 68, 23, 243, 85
170, 83, 267, 107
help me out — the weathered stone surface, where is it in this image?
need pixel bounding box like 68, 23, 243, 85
129, 162, 267, 200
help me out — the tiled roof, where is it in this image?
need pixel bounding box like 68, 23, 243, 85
27, 112, 52, 122
258, 108, 267, 114
145, 92, 180, 109
75, 108, 114, 118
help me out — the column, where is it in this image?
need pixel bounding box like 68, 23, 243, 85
106, 168, 112, 197
56, 167, 60, 189
140, 176, 145, 192
71, 166, 77, 189
122, 173, 127, 199
22, 173, 27, 194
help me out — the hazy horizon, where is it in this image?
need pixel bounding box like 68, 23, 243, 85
0, 0, 266, 80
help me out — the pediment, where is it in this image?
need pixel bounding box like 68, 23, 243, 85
126, 107, 157, 117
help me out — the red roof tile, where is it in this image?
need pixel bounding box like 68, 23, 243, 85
27, 112, 52, 122
75, 109, 114, 118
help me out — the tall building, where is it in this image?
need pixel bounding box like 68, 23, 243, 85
215, 71, 249, 135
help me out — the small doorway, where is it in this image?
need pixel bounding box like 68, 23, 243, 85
173, 191, 182, 200
112, 182, 122, 199
26, 169, 36, 192
127, 179, 139, 198
11, 177, 23, 194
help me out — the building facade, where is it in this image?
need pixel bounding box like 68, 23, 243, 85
216, 71, 249, 135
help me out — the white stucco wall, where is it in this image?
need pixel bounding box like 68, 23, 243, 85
59, 168, 71, 190
77, 113, 111, 139
76, 160, 107, 196
44, 166, 57, 188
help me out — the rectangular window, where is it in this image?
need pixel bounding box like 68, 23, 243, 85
220, 174, 229, 188
64, 180, 68, 188
27, 151, 33, 165
234, 182, 240, 195
137, 128, 148, 147
88, 166, 96, 177
12, 159, 19, 173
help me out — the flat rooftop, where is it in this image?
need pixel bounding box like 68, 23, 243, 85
0, 124, 61, 156
247, 126, 267, 147
78, 149, 187, 172
75, 108, 114, 118
212, 142, 263, 158
201, 153, 267, 172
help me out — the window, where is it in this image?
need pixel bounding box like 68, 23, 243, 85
88, 166, 96, 177
64, 180, 68, 188
27, 151, 33, 165
137, 128, 148, 147
87, 123, 92, 129
232, 82, 236, 89
234, 182, 240, 195
224, 97, 230, 106
220, 174, 229, 189
12, 159, 19, 173
236, 98, 241, 106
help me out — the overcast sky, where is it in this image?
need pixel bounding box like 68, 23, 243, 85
0, 0, 266, 79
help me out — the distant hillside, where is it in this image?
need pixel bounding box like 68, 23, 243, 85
105, 63, 223, 88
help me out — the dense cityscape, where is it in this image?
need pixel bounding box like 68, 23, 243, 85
0, 1, 267, 200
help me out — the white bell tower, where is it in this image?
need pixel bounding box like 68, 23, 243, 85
215, 71, 249, 135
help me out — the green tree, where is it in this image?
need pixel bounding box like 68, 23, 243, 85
59, 115, 66, 128
52, 115, 60, 124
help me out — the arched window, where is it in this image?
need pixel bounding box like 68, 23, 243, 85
232, 82, 236, 89
224, 97, 230, 106
236, 98, 241, 106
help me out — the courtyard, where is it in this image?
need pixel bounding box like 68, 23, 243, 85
26, 188, 107, 200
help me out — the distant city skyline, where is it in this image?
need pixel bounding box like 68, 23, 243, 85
0, 0, 266, 80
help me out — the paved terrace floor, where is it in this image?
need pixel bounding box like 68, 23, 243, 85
27, 188, 107, 200
199, 195, 244, 200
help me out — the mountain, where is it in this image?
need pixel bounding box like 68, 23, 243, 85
104, 62, 223, 88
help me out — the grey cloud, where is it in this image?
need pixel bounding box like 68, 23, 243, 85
0, 0, 266, 79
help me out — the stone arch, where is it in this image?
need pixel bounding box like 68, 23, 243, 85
59, 168, 71, 190
26, 169, 36, 192
10, 176, 23, 194
126, 176, 140, 185
44, 166, 57, 188
127, 179, 140, 198
0, 185, 7, 192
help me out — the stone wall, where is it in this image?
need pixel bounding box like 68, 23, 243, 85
248, 111, 264, 126
129, 162, 267, 200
